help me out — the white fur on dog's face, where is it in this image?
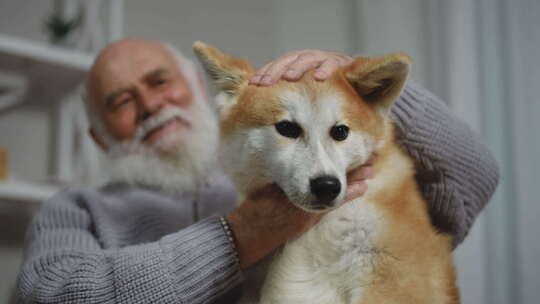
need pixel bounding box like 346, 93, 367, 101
220, 88, 376, 212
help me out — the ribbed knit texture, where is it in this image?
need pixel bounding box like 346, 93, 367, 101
392, 81, 499, 247
17, 177, 241, 304
16, 82, 499, 303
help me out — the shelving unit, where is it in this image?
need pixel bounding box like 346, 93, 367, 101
0, 33, 93, 114
0, 1, 124, 204
0, 34, 92, 203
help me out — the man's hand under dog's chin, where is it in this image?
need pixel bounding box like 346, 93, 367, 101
345, 168, 371, 201
225, 183, 322, 269
225, 161, 375, 270
345, 155, 376, 201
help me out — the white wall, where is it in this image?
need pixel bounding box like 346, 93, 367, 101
0, 0, 51, 43
124, 0, 276, 67
271, 0, 351, 55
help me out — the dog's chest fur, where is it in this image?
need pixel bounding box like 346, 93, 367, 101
238, 185, 387, 304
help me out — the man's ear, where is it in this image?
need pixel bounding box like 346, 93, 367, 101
192, 41, 255, 96
345, 54, 411, 116
89, 128, 107, 151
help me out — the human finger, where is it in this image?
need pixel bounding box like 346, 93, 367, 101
348, 166, 375, 182
313, 53, 353, 80
258, 53, 316, 86
281, 52, 326, 81
250, 52, 301, 86
313, 57, 342, 81
364, 153, 377, 166
250, 62, 271, 85
347, 165, 375, 183
344, 181, 368, 202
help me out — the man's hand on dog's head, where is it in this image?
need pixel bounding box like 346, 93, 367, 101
250, 50, 354, 86
225, 160, 375, 270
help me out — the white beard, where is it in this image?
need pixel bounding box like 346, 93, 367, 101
104, 82, 219, 194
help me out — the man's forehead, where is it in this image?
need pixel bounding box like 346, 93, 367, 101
98, 45, 176, 80
88, 41, 180, 99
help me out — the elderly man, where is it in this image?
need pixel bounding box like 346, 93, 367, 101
17, 38, 498, 304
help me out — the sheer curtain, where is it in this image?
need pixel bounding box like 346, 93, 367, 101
494, 0, 540, 302
428, 0, 540, 303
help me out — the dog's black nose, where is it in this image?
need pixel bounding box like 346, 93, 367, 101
310, 175, 341, 204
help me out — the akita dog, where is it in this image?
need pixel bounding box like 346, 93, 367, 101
193, 42, 459, 304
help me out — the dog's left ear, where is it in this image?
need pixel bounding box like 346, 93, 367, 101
193, 41, 254, 96
345, 54, 411, 116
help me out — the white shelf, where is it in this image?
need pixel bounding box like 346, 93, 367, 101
0, 70, 27, 111
0, 33, 94, 71
0, 179, 63, 203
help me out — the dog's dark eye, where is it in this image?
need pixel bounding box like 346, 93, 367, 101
330, 125, 349, 141
275, 120, 303, 139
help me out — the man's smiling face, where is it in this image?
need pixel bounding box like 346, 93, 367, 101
87, 39, 195, 152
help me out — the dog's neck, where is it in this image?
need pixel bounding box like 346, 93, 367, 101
363, 123, 417, 202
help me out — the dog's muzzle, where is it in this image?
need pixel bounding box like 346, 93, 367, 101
309, 175, 341, 210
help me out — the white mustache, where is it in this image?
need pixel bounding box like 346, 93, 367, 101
134, 107, 193, 142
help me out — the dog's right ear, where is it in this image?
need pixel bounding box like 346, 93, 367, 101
345, 54, 411, 117
193, 41, 254, 96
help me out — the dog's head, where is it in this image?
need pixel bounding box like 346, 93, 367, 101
193, 42, 410, 212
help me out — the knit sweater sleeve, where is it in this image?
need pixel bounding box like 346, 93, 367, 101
391, 81, 499, 247
17, 190, 242, 304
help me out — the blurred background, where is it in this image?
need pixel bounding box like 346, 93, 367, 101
0, 0, 538, 303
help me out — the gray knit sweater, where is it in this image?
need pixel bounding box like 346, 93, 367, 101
16, 82, 499, 304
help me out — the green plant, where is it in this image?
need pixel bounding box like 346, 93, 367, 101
44, 12, 81, 43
